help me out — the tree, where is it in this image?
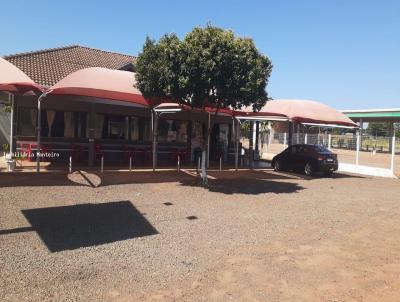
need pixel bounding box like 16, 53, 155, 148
367, 122, 400, 137
135, 25, 273, 184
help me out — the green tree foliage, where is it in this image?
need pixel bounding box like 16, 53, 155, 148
135, 25, 272, 111
367, 122, 400, 136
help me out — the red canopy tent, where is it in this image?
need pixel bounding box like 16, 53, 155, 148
257, 99, 357, 128
0, 57, 42, 94
48, 67, 150, 108
0, 57, 43, 171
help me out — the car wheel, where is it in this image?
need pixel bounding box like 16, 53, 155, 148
304, 162, 313, 176
274, 160, 281, 171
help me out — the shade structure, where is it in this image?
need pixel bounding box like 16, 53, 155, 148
153, 102, 192, 112
265, 99, 357, 127
154, 102, 237, 117
0, 57, 42, 93
237, 99, 357, 127
234, 105, 288, 121
49, 67, 150, 108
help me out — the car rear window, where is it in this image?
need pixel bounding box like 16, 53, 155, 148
313, 145, 331, 153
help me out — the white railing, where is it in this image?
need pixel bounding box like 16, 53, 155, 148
251, 132, 398, 175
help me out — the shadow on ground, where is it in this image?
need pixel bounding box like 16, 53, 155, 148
0, 169, 363, 189
180, 170, 305, 195
13, 200, 158, 252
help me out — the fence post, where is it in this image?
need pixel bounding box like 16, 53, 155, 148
197, 156, 201, 174
69, 156, 72, 174
328, 134, 332, 150
304, 133, 308, 144
391, 135, 395, 172
356, 134, 360, 165
283, 132, 287, 147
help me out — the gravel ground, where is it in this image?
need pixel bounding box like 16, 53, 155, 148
0, 169, 399, 301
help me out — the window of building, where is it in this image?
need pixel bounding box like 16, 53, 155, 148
129, 117, 139, 141
158, 119, 189, 143
17, 107, 37, 136
101, 114, 126, 140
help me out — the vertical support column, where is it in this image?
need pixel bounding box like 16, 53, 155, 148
328, 134, 332, 150
304, 133, 308, 145
288, 121, 293, 147
254, 121, 260, 160
236, 120, 240, 171
152, 110, 158, 171
359, 118, 363, 151
283, 133, 287, 148
36, 95, 43, 173
249, 121, 254, 169
9, 94, 14, 156
233, 118, 239, 171
88, 104, 95, 167
391, 135, 396, 173
356, 133, 360, 165
207, 112, 211, 169
389, 122, 394, 152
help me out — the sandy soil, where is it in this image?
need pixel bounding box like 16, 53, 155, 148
1, 169, 399, 302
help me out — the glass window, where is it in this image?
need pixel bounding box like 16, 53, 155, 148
77, 112, 87, 138
158, 119, 188, 143
103, 115, 126, 139
18, 107, 36, 136
93, 113, 105, 139
130, 117, 139, 141
140, 117, 151, 142
313, 145, 330, 153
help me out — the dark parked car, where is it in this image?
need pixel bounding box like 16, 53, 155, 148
271, 144, 338, 176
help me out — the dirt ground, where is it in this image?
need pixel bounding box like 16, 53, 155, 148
1, 169, 399, 302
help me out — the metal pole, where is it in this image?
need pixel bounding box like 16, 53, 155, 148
249, 121, 254, 169
328, 134, 332, 150
234, 119, 239, 171
391, 135, 395, 172
152, 111, 158, 171
69, 156, 72, 174
177, 155, 180, 172
129, 155, 132, 171
283, 132, 287, 147
288, 121, 293, 147
304, 133, 308, 144
219, 156, 222, 171
356, 134, 360, 165
9, 94, 14, 157
36, 94, 45, 173
207, 112, 210, 169
197, 156, 201, 174
101, 155, 104, 173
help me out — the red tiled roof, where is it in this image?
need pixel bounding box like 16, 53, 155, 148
3, 45, 136, 87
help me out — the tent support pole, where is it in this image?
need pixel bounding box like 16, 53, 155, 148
288, 121, 293, 147
234, 118, 239, 171
207, 112, 210, 169
9, 94, 14, 156
36, 94, 46, 173
152, 110, 158, 171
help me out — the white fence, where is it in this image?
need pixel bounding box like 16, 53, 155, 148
243, 132, 399, 176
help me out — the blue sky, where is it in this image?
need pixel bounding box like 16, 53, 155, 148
1, 0, 399, 109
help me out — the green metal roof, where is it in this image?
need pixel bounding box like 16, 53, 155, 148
345, 112, 400, 118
